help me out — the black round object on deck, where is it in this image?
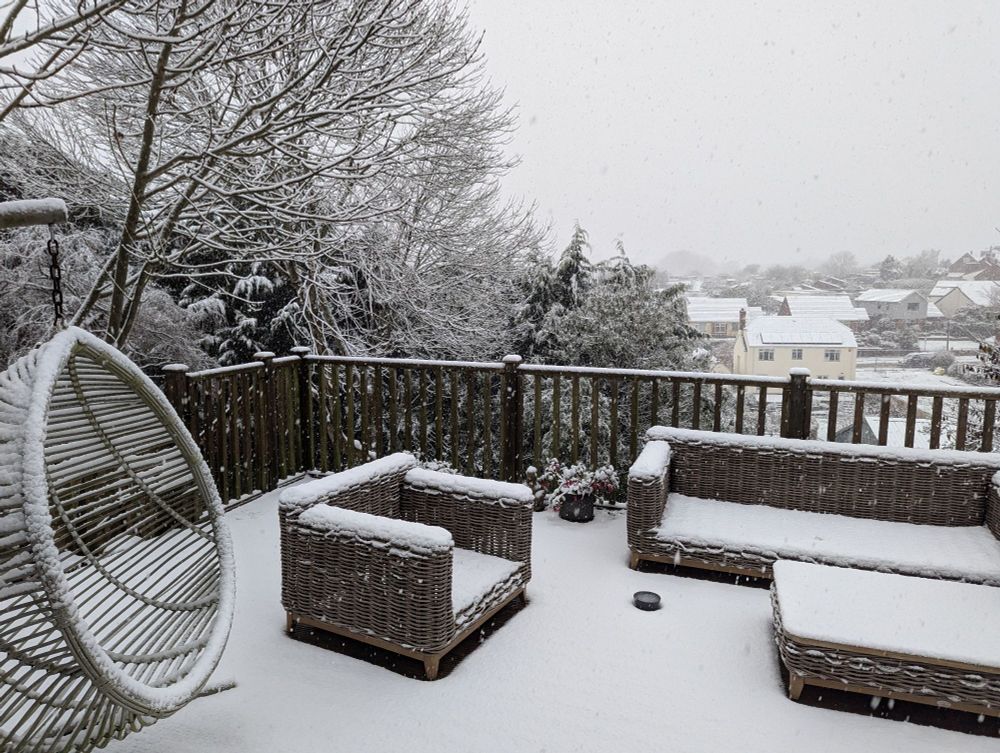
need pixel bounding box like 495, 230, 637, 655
633, 591, 661, 611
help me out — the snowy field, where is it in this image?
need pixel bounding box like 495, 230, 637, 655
115, 488, 997, 753
854, 366, 968, 389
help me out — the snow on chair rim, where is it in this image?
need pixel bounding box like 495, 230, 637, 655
0, 326, 235, 752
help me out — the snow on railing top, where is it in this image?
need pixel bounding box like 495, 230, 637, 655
305, 354, 506, 371
517, 362, 790, 385
810, 377, 1000, 400
647, 427, 1000, 465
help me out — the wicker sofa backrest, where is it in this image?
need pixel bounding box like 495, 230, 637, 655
649, 428, 1000, 527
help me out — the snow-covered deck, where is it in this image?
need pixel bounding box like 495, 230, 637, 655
116, 489, 998, 752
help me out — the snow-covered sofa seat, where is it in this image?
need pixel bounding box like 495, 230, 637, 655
279, 453, 532, 679
627, 428, 1000, 584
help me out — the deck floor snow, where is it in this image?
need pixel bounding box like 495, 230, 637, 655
114, 489, 998, 753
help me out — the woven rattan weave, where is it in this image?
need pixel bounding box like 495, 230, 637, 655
280, 457, 531, 679
0, 327, 235, 752
772, 583, 1000, 716
627, 428, 1000, 580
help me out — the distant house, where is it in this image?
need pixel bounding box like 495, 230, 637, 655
929, 280, 1000, 317
778, 295, 869, 329
853, 289, 941, 322
734, 316, 857, 379
684, 297, 762, 337
947, 250, 1000, 281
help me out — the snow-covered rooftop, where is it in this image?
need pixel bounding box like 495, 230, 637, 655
782, 295, 869, 322
854, 288, 920, 303
684, 297, 761, 323
745, 316, 857, 348
930, 280, 1000, 306
112, 488, 996, 753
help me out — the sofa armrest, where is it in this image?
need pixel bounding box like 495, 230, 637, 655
278, 452, 416, 524
400, 469, 533, 580
280, 504, 456, 652
627, 440, 671, 550
988, 477, 1000, 541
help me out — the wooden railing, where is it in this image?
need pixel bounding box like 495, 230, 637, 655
161, 351, 1000, 504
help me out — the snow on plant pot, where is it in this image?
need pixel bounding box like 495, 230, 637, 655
537, 459, 619, 523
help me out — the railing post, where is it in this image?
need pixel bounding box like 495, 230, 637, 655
501, 355, 523, 482
784, 368, 811, 440
161, 363, 190, 430
290, 346, 312, 473
254, 351, 277, 489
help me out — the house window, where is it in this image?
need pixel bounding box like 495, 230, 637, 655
824, 349, 841, 362
712, 322, 728, 335
791, 348, 803, 360
758, 349, 775, 361
907, 302, 920, 311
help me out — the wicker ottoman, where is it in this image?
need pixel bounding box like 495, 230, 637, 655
771, 560, 1000, 717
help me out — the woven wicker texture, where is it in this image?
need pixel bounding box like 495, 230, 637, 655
627, 428, 1000, 580
280, 459, 531, 664
0, 328, 234, 753
772, 586, 1000, 714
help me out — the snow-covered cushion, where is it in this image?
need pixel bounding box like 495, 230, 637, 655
451, 548, 521, 619
773, 560, 1000, 669
656, 494, 1000, 583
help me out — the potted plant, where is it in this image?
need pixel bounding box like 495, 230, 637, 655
537, 459, 620, 523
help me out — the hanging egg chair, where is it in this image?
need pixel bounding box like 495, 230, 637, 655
0, 203, 235, 753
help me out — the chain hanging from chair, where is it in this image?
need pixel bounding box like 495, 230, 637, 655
0, 197, 236, 753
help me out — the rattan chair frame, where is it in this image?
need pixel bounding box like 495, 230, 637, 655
772, 584, 1000, 717
0, 328, 235, 753
279, 459, 531, 679
627, 428, 1000, 581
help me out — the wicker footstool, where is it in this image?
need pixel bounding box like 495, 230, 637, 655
772, 560, 1000, 717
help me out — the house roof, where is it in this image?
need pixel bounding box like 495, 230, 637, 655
684, 297, 761, 323
782, 295, 869, 322
854, 288, 919, 303
745, 316, 857, 348
926, 301, 944, 318
929, 280, 1000, 306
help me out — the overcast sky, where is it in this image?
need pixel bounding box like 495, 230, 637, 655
465, 1, 1000, 270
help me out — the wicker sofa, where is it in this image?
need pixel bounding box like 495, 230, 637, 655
627, 427, 1000, 583
279, 453, 533, 679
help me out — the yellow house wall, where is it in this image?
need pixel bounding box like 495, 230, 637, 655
733, 340, 856, 379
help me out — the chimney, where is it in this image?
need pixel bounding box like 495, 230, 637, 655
739, 308, 747, 331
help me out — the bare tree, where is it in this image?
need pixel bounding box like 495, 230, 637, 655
3, 0, 521, 354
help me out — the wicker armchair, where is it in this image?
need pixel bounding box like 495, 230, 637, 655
279, 453, 532, 679
627, 427, 1000, 582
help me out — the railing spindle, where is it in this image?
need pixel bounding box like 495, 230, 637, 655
571, 375, 580, 464
450, 370, 460, 468
419, 368, 428, 459
956, 398, 969, 451
435, 367, 444, 460
388, 367, 398, 452
609, 377, 619, 468
851, 392, 865, 444
826, 390, 838, 441
981, 399, 996, 452
929, 396, 943, 450
904, 395, 918, 448
590, 377, 599, 469
735, 384, 745, 434
877, 393, 891, 446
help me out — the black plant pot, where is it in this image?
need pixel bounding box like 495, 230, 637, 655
559, 493, 595, 523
